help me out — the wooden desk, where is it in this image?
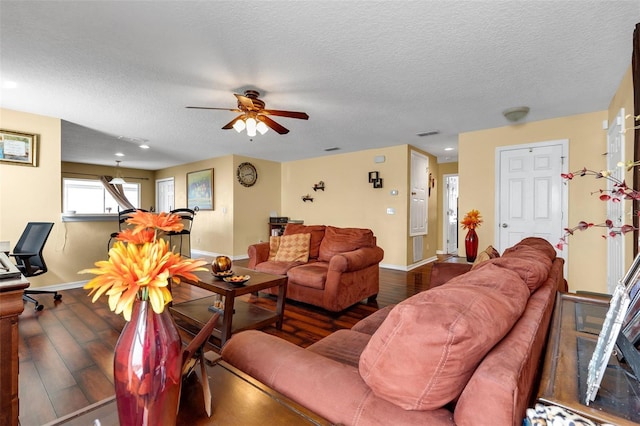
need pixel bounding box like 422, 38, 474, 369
170, 266, 287, 349
0, 275, 29, 426
538, 292, 640, 424
43, 361, 331, 426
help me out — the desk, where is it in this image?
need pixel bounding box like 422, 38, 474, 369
537, 292, 640, 424
0, 274, 29, 426
170, 266, 287, 349
43, 361, 331, 426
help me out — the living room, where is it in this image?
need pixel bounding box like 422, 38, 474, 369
1, 2, 640, 424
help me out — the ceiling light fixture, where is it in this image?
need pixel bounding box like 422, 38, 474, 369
502, 106, 530, 123
231, 115, 269, 137
109, 161, 127, 185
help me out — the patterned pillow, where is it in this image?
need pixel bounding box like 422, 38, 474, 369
274, 233, 311, 262
268, 236, 281, 260
471, 245, 500, 269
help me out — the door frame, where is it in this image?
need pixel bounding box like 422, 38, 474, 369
494, 139, 569, 264
155, 177, 175, 213
442, 173, 458, 254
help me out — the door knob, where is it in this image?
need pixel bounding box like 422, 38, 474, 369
502, 223, 508, 228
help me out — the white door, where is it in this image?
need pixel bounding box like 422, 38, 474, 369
607, 108, 625, 294
443, 174, 459, 254
156, 178, 174, 213
497, 141, 567, 257
410, 151, 428, 236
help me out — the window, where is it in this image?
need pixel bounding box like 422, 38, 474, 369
63, 178, 140, 214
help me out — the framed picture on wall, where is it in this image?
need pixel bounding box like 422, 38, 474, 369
187, 169, 214, 210
0, 129, 39, 166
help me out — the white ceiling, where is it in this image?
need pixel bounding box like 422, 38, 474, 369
1, 1, 638, 170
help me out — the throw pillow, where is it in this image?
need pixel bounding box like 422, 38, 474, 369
318, 226, 374, 262
274, 233, 311, 263
471, 245, 500, 269
359, 263, 530, 411
283, 224, 326, 259
268, 236, 281, 260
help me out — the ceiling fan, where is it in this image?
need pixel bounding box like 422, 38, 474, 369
186, 90, 309, 135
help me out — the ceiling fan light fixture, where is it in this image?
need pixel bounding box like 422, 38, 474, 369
256, 121, 269, 135
233, 119, 246, 133
246, 117, 257, 137
503, 106, 530, 122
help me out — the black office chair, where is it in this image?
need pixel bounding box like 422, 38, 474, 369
9, 222, 60, 311
107, 208, 144, 251
167, 208, 195, 257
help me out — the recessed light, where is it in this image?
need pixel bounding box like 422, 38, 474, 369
444, 147, 454, 151
139, 144, 150, 149
2, 81, 17, 89
115, 152, 125, 157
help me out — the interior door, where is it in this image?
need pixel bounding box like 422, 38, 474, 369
444, 174, 459, 254
497, 141, 567, 256
410, 151, 428, 236
607, 108, 625, 294
156, 178, 174, 213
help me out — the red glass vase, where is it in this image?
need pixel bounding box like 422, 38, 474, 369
113, 300, 182, 426
465, 228, 479, 263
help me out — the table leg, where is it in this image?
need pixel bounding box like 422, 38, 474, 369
220, 294, 234, 346
275, 280, 287, 330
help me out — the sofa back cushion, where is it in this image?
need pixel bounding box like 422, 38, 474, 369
268, 236, 281, 260
503, 237, 557, 261
274, 233, 311, 263
318, 226, 375, 262
358, 263, 530, 410
284, 224, 326, 259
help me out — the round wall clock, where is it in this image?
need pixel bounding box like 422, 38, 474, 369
236, 162, 258, 187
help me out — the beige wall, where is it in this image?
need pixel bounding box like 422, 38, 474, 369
0, 109, 64, 287
280, 145, 439, 267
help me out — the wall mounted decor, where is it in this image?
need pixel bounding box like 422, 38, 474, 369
236, 162, 258, 187
373, 178, 383, 189
187, 169, 214, 210
0, 129, 38, 166
368, 171, 379, 183
302, 194, 314, 202
313, 181, 325, 191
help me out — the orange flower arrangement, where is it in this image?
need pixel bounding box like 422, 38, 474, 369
80, 210, 207, 321
461, 209, 483, 230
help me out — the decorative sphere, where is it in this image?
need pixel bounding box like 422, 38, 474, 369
211, 256, 232, 273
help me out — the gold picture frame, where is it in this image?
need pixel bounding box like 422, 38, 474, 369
187, 169, 214, 210
0, 129, 38, 166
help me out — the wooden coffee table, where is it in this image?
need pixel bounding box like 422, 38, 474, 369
43, 360, 331, 425
169, 266, 287, 348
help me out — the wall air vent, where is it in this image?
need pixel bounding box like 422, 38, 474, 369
416, 131, 440, 137
324, 147, 341, 152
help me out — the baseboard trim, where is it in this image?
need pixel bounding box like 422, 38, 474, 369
380, 256, 437, 272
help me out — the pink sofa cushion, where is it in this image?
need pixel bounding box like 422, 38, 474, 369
503, 237, 557, 261
287, 262, 328, 289
255, 260, 303, 276
284, 224, 326, 259
318, 226, 375, 262
476, 252, 552, 293
359, 263, 530, 410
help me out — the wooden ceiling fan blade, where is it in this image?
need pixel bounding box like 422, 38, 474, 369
222, 115, 245, 130
263, 109, 309, 120
258, 115, 289, 134
234, 94, 255, 109
186, 106, 242, 112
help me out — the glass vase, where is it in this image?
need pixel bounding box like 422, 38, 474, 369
465, 228, 479, 263
113, 300, 183, 426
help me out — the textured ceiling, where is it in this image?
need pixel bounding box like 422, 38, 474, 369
1, 1, 639, 170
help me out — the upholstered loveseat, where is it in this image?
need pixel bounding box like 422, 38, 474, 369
223, 237, 567, 425
247, 224, 384, 312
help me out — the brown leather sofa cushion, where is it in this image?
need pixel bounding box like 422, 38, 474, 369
359, 263, 530, 410
318, 226, 375, 262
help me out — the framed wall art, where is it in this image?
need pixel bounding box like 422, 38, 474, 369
0, 129, 38, 166
187, 169, 213, 210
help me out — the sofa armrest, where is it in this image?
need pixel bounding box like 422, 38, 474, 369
222, 330, 453, 425
247, 242, 270, 269
329, 246, 384, 273
429, 261, 472, 288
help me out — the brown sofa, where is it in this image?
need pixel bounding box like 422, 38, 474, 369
247, 224, 384, 312
223, 237, 567, 425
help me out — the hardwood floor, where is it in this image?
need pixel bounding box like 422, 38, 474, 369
17, 260, 439, 425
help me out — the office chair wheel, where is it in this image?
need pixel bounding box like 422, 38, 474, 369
54, 294, 62, 301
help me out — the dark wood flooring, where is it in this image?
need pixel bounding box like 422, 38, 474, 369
17, 259, 440, 425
